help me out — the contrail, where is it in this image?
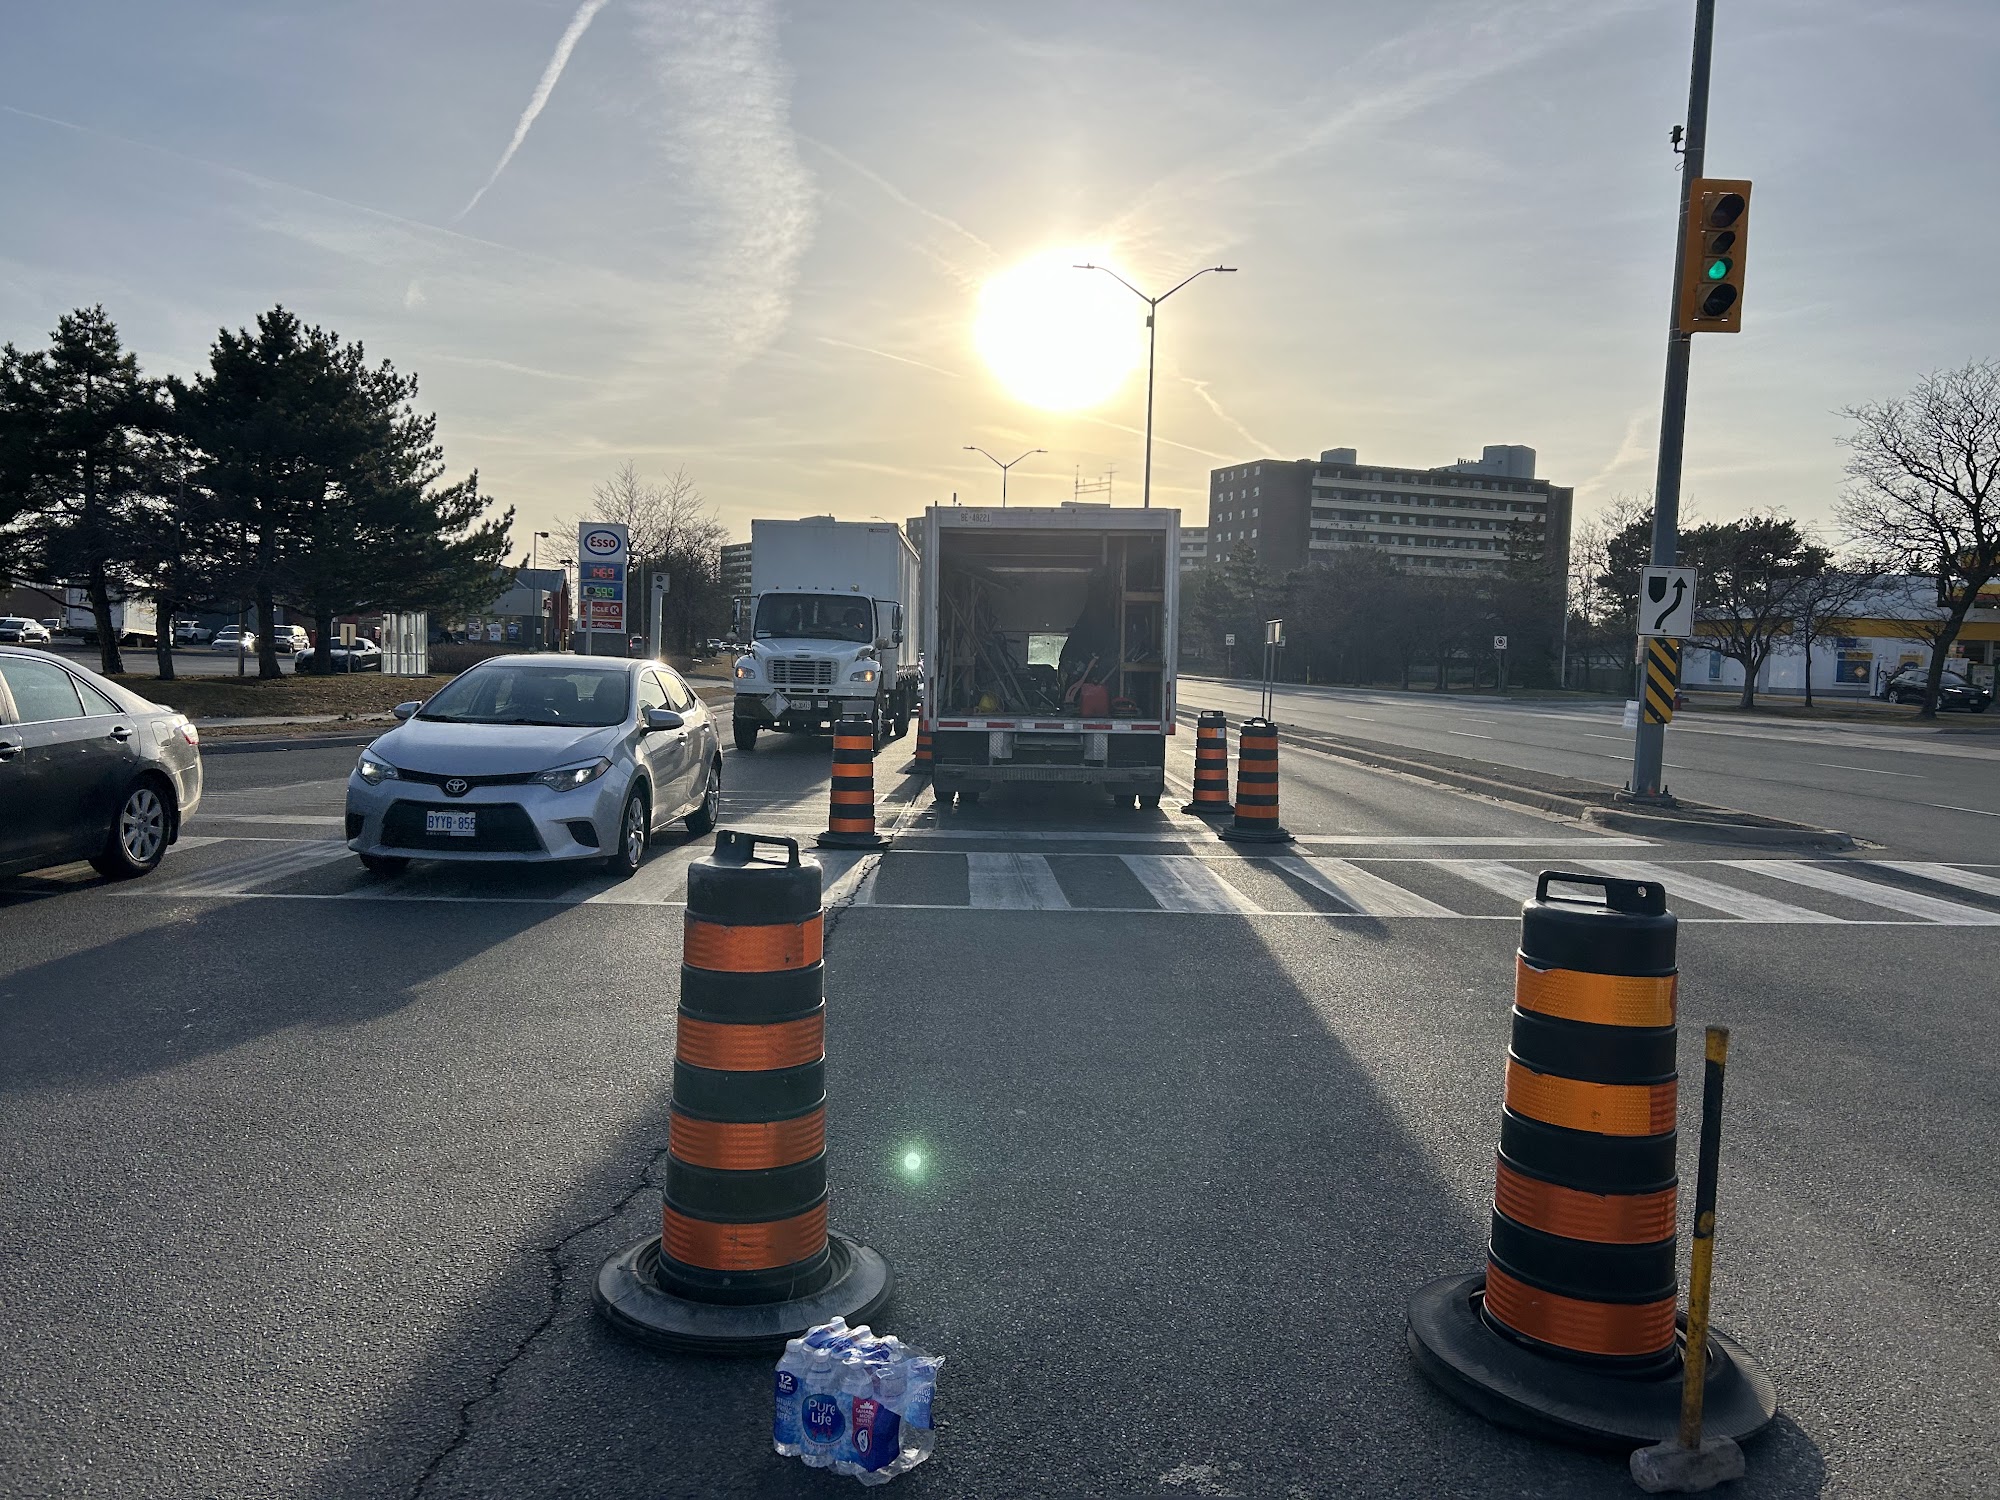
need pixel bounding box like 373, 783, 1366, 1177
457, 0, 611, 221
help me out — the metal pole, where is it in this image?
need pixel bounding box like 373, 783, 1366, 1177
1632, 0, 1714, 799
530, 533, 541, 651
1679, 1025, 1730, 1447
1142, 304, 1158, 510
1002, 465, 1008, 509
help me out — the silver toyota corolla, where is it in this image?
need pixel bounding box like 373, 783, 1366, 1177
344, 655, 721, 878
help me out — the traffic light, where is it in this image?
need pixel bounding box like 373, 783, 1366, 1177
1676, 177, 1752, 334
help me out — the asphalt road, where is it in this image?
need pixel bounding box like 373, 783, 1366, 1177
1184, 675, 2000, 864
1, 723, 1995, 1498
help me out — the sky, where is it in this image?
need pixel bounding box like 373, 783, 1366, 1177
3, 0, 1996, 560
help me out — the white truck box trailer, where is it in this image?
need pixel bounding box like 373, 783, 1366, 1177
65, 589, 157, 647
920, 505, 1178, 808
731, 517, 921, 751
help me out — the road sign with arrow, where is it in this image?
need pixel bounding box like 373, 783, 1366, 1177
1638, 566, 1698, 638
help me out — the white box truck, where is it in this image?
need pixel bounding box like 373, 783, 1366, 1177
731, 518, 921, 752
65, 588, 157, 647
920, 505, 1178, 809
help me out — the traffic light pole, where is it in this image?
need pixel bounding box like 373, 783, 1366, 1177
1630, 0, 1715, 802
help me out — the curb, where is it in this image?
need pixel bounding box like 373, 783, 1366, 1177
200, 731, 382, 756
1178, 708, 1855, 851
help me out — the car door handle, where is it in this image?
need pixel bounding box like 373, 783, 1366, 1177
0, 741, 19, 761
108, 724, 134, 741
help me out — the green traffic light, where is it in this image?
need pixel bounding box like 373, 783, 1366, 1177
1705, 258, 1731, 281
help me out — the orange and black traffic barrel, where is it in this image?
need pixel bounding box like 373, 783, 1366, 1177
595, 830, 892, 1352
819, 715, 890, 849
914, 722, 934, 778
1181, 710, 1234, 818
1218, 717, 1291, 844
1406, 872, 1775, 1448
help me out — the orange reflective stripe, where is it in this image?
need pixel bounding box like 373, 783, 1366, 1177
1504, 1059, 1675, 1137
1493, 1158, 1677, 1244
683, 914, 822, 972
670, 1107, 825, 1170
676, 1013, 824, 1071
1515, 958, 1676, 1028
1484, 1262, 1677, 1357
829, 790, 874, 804
663, 1201, 828, 1271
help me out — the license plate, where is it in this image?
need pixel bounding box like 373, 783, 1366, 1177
426, 810, 477, 837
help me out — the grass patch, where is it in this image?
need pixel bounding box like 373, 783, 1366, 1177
112, 672, 453, 721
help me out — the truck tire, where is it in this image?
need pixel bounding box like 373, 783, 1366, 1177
1139, 793, 1161, 810
892, 692, 910, 740
959, 787, 981, 808
733, 722, 759, 752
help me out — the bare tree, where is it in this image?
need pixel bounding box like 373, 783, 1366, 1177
1838, 360, 2000, 719
1788, 558, 1885, 708
1682, 514, 1828, 710
567, 462, 728, 651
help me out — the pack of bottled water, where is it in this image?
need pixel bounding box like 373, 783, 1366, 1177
772, 1317, 942, 1484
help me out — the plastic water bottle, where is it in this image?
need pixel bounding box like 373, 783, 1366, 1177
798, 1343, 845, 1469
772, 1336, 809, 1456
848, 1353, 906, 1486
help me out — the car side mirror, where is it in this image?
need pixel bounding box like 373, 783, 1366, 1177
644, 708, 685, 732
392, 701, 421, 720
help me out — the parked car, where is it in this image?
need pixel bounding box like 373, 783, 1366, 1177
211, 626, 256, 654
0, 644, 202, 880
344, 655, 721, 878
271, 625, 311, 656
1881, 663, 1992, 713
0, 617, 52, 645
172, 618, 213, 645
39, 618, 64, 636
304, 639, 381, 672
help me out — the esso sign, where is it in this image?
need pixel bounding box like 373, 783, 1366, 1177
582, 529, 622, 557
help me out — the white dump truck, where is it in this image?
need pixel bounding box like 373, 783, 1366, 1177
919, 505, 1178, 808
731, 517, 922, 752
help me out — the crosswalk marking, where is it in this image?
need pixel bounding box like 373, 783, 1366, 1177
156, 840, 352, 896
1721, 859, 2000, 926
1869, 861, 2000, 901
967, 853, 1071, 910
1578, 859, 1840, 924
1448, 860, 1541, 905
1271, 855, 1453, 917
194, 813, 346, 827
1121, 855, 1262, 914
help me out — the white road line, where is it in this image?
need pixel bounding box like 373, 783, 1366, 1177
1120, 855, 1262, 914
1448, 731, 1494, 740
1578, 859, 1840, 924
155, 841, 352, 896
1869, 862, 2000, 901
966, 853, 1072, 910
194, 813, 346, 827
1929, 804, 2000, 818
584, 844, 703, 905
167, 836, 227, 853
892, 831, 1648, 848
1272, 856, 1452, 917
1722, 860, 2000, 926
1448, 860, 1540, 905
1812, 762, 1920, 778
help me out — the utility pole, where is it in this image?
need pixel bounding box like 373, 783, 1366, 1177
1630, 0, 1714, 802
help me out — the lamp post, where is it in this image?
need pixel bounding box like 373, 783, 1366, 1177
1074, 262, 1236, 509
530, 531, 550, 649
556, 556, 574, 651
963, 445, 1045, 508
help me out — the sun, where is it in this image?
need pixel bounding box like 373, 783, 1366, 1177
975, 249, 1143, 411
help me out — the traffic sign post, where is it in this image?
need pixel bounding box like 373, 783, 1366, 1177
1225, 631, 1235, 678
649, 573, 670, 659
1639, 566, 1699, 638
1262, 619, 1283, 720
1493, 634, 1509, 694
577, 522, 630, 657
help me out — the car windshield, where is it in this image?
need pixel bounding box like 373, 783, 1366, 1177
417, 663, 630, 727
753, 594, 874, 644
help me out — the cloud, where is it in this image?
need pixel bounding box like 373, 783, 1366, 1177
1181, 376, 1272, 455
402, 278, 425, 309
630, 1, 818, 370
815, 335, 962, 380
457, 0, 612, 221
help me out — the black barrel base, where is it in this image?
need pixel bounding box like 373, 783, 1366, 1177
1406, 1273, 1776, 1451
594, 1231, 893, 1356
815, 830, 890, 850
1181, 800, 1235, 818
1218, 822, 1294, 844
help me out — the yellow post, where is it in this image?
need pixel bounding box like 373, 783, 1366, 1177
1678, 1025, 1730, 1448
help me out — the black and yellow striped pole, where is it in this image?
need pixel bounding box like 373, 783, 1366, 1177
1643, 638, 1682, 725
595, 830, 892, 1351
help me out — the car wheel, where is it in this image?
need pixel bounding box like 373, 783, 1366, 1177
606, 787, 648, 878
90, 779, 172, 880
360, 854, 411, 877
734, 722, 759, 752
685, 760, 720, 835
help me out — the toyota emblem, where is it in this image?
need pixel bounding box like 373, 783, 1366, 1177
445, 778, 468, 797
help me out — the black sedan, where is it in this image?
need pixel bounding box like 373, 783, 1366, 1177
0, 645, 204, 880
299, 640, 382, 672
1882, 664, 1992, 712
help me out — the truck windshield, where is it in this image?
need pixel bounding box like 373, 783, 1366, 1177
754, 594, 874, 644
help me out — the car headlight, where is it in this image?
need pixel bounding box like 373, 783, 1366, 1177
535, 757, 612, 792
356, 753, 399, 784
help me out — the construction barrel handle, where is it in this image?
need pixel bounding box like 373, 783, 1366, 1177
1535, 870, 1666, 916
713, 829, 802, 869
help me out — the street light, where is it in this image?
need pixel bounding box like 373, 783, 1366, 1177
556, 557, 574, 651
962, 445, 1045, 508
530, 531, 551, 649
1074, 262, 1236, 509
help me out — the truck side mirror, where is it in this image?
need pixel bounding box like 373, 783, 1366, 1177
890, 604, 904, 646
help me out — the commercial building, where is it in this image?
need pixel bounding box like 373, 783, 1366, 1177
1206, 444, 1572, 581
720, 540, 753, 637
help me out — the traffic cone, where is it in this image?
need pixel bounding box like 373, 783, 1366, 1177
595, 830, 893, 1352
1181, 710, 1234, 818
914, 723, 934, 777
1407, 872, 1775, 1448
1218, 717, 1292, 843
818, 715, 890, 849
